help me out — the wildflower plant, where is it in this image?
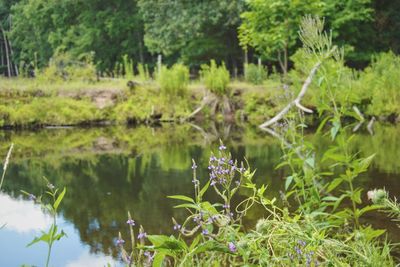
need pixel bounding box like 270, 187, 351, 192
21, 177, 67, 267
114, 17, 397, 267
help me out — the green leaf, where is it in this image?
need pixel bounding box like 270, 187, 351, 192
200, 201, 218, 215
27, 232, 50, 247
333, 194, 348, 211
189, 235, 201, 251
167, 195, 195, 203
327, 178, 343, 192
305, 157, 315, 168
53, 187, 66, 211
147, 235, 187, 251
351, 189, 363, 204
357, 205, 382, 217
330, 121, 341, 140
322, 196, 339, 202
152, 252, 166, 267
359, 226, 386, 241
316, 116, 331, 134
199, 180, 210, 199
173, 203, 199, 210
285, 175, 294, 190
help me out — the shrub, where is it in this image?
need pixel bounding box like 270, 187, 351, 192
200, 60, 230, 96
244, 63, 267, 85
357, 52, 400, 116
37, 52, 96, 82
157, 63, 189, 98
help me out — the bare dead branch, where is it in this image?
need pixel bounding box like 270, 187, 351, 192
259, 61, 321, 129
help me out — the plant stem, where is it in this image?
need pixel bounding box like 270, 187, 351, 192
348, 181, 359, 228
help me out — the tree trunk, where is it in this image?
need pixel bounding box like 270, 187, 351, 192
8, 15, 18, 76
244, 49, 248, 78
137, 31, 144, 64
1, 26, 11, 77
0, 38, 4, 72
283, 43, 288, 75
7, 37, 18, 76
157, 54, 162, 76
277, 50, 286, 76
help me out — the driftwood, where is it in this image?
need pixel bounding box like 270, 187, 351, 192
184, 95, 213, 121
259, 61, 321, 129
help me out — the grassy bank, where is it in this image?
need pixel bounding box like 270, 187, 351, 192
1, 51, 400, 128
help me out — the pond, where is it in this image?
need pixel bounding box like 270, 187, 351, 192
0, 123, 399, 266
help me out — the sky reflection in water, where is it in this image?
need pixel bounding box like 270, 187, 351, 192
0, 123, 399, 266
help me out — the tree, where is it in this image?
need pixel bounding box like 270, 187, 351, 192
138, 0, 245, 70
10, 0, 148, 72
239, 0, 373, 74
0, 0, 20, 76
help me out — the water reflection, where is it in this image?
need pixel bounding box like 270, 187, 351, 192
0, 193, 52, 233
0, 193, 119, 266
0, 123, 399, 265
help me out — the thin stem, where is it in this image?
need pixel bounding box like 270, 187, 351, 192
348, 181, 359, 228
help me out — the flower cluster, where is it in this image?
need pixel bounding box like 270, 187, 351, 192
289, 240, 318, 266
208, 152, 244, 187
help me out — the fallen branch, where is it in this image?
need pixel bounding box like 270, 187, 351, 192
259, 61, 321, 129
183, 95, 213, 121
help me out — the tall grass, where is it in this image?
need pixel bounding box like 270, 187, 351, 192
122, 55, 135, 80
157, 63, 189, 98
200, 60, 230, 96
244, 63, 267, 85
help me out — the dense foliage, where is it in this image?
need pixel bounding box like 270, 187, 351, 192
1, 0, 399, 75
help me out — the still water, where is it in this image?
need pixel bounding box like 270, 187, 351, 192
0, 123, 399, 266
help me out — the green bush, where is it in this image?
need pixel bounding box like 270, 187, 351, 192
356, 52, 400, 116
244, 63, 267, 85
157, 63, 189, 98
200, 60, 230, 96
37, 52, 96, 82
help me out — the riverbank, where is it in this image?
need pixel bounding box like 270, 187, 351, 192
0, 76, 398, 129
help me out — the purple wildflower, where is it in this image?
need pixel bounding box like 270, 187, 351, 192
192, 162, 197, 170
28, 194, 36, 201
137, 232, 147, 240
295, 246, 302, 255
202, 229, 209, 235
228, 242, 237, 253
126, 219, 135, 226
116, 238, 125, 246
223, 204, 230, 209
298, 240, 306, 247
219, 145, 227, 151
210, 180, 217, 186
173, 224, 181, 231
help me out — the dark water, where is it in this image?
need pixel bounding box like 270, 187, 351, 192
0, 123, 399, 266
